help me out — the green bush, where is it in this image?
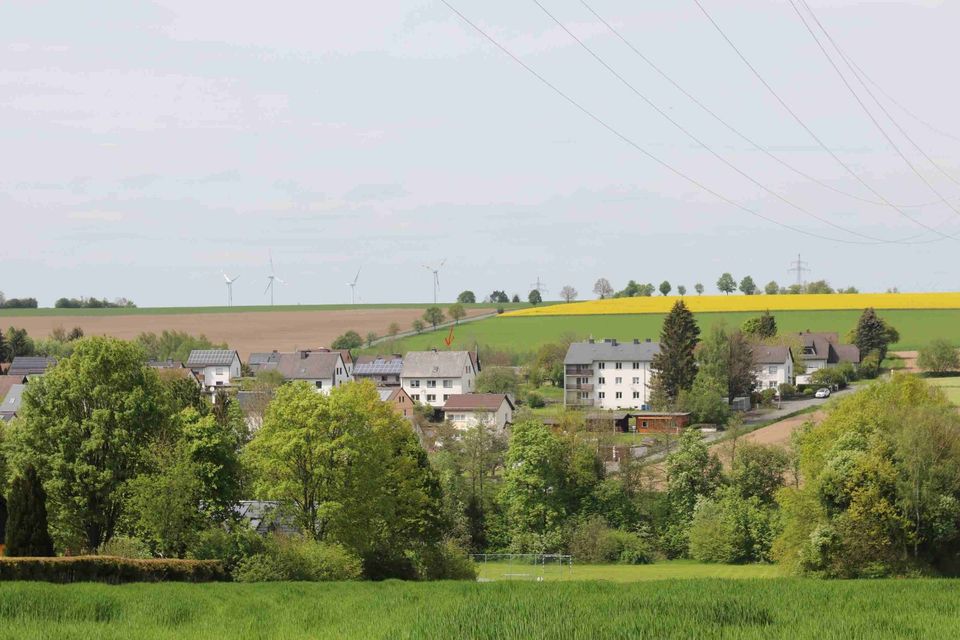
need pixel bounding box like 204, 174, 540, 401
0, 556, 227, 583
98, 536, 152, 559
568, 517, 651, 565
688, 489, 778, 564
778, 383, 797, 398
414, 540, 478, 580
803, 388, 815, 396
526, 392, 545, 408
232, 536, 362, 582
188, 526, 266, 574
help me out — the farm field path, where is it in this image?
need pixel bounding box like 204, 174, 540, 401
2, 307, 490, 359
891, 350, 919, 373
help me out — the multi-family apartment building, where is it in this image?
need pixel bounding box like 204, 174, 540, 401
563, 338, 660, 410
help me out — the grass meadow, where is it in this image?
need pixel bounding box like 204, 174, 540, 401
379, 308, 960, 355
926, 376, 960, 405
1, 577, 959, 639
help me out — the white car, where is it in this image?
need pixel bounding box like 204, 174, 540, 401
815, 388, 831, 399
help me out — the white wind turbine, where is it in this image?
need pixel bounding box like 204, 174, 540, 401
222, 272, 240, 307
422, 258, 446, 304
264, 252, 285, 306
347, 267, 361, 305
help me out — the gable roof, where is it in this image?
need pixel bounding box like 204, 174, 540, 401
355, 355, 404, 376
147, 359, 184, 369
401, 351, 476, 378
248, 352, 282, 372
187, 350, 240, 368
0, 384, 25, 416
274, 350, 342, 380
0, 376, 25, 402
564, 339, 660, 365
797, 332, 859, 364
752, 345, 792, 365
443, 393, 514, 411
7, 356, 56, 377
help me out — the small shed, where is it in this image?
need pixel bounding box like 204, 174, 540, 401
632, 412, 692, 434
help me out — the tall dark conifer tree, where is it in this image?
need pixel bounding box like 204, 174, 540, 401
5, 465, 55, 557
651, 300, 701, 403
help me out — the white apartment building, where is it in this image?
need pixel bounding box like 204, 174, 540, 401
752, 345, 794, 390
563, 338, 660, 410
400, 350, 480, 408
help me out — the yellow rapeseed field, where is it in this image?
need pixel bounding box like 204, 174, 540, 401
505, 292, 960, 317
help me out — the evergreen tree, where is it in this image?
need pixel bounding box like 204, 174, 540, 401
5, 465, 54, 557
851, 307, 898, 361
651, 300, 700, 403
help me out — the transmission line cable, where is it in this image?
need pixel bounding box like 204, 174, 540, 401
690, 0, 959, 240
533, 0, 938, 245
437, 0, 947, 245
579, 0, 959, 210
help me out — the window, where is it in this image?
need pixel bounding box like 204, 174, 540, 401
410, 380, 420, 388
443, 380, 453, 388
443, 394, 450, 401
615, 392, 622, 399
598, 377, 606, 384
615, 362, 622, 369
633, 391, 640, 399
632, 377, 640, 384
598, 392, 605, 399
641, 420, 649, 428
427, 380, 437, 388
768, 365, 778, 374
399, 395, 405, 403
768, 381, 777, 389
598, 362, 605, 370
615, 377, 622, 384
579, 391, 589, 399
426, 394, 436, 402
632, 362, 640, 369
315, 381, 323, 389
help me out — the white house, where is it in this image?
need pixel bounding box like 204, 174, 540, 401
354, 354, 404, 387
442, 394, 514, 432
752, 345, 794, 390
186, 350, 243, 391
563, 339, 660, 410
272, 350, 352, 393
400, 350, 480, 408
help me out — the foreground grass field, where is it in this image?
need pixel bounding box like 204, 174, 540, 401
383, 309, 960, 354
1, 578, 959, 639
475, 559, 780, 582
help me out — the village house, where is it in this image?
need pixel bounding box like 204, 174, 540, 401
186, 350, 243, 391
794, 331, 860, 384
6, 356, 56, 378
442, 393, 514, 432
400, 350, 480, 408
267, 350, 352, 393
354, 354, 404, 387
563, 338, 660, 410
0, 381, 25, 423
752, 345, 794, 390
378, 386, 416, 421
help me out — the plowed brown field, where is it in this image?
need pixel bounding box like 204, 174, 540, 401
4, 307, 489, 359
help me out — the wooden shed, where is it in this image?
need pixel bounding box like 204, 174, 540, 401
632, 412, 692, 434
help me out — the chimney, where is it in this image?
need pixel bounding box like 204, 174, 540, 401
588, 338, 594, 344
633, 338, 640, 344
611, 339, 618, 346
301, 350, 309, 359
645, 338, 651, 343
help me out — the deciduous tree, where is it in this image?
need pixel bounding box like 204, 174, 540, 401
716, 273, 736, 295
593, 278, 614, 299
448, 303, 466, 323
423, 306, 445, 330
694, 283, 704, 295
917, 339, 960, 374
764, 280, 779, 295
560, 286, 578, 303
738, 275, 757, 296
527, 290, 542, 305
659, 281, 672, 296
457, 291, 476, 304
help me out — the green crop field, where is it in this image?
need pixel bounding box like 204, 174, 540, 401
380, 309, 960, 355
475, 559, 781, 582
926, 376, 960, 405
0, 302, 533, 318
1, 577, 959, 639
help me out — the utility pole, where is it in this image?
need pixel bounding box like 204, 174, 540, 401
789, 254, 810, 288
529, 276, 548, 295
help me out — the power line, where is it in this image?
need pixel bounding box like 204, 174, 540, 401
794, 0, 960, 191
690, 0, 959, 241
532, 0, 938, 246
577, 0, 958, 211
437, 0, 888, 245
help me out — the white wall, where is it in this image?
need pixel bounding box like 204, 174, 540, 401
403, 375, 474, 408
446, 402, 512, 432
566, 359, 655, 410
755, 358, 793, 390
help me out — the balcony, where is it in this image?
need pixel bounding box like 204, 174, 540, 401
565, 383, 594, 391
565, 398, 595, 407
566, 366, 594, 376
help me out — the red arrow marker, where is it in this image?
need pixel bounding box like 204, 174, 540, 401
444, 326, 454, 347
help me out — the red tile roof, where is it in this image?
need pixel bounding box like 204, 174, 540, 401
443, 393, 513, 411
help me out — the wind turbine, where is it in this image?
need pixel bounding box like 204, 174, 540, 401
422, 258, 446, 304
264, 252, 285, 306
222, 272, 240, 307
346, 267, 361, 305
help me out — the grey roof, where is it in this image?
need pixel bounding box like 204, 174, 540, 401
147, 359, 184, 369
752, 345, 791, 365
378, 388, 398, 402
7, 356, 56, 377
401, 351, 476, 378
232, 501, 298, 536
564, 340, 660, 365
0, 384, 25, 416
796, 332, 859, 364
274, 350, 341, 380
186, 350, 239, 367
237, 390, 273, 412
355, 356, 404, 376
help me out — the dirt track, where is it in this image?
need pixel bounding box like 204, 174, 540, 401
891, 350, 919, 373
3, 308, 489, 360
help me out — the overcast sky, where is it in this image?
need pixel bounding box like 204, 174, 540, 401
3, 0, 960, 307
